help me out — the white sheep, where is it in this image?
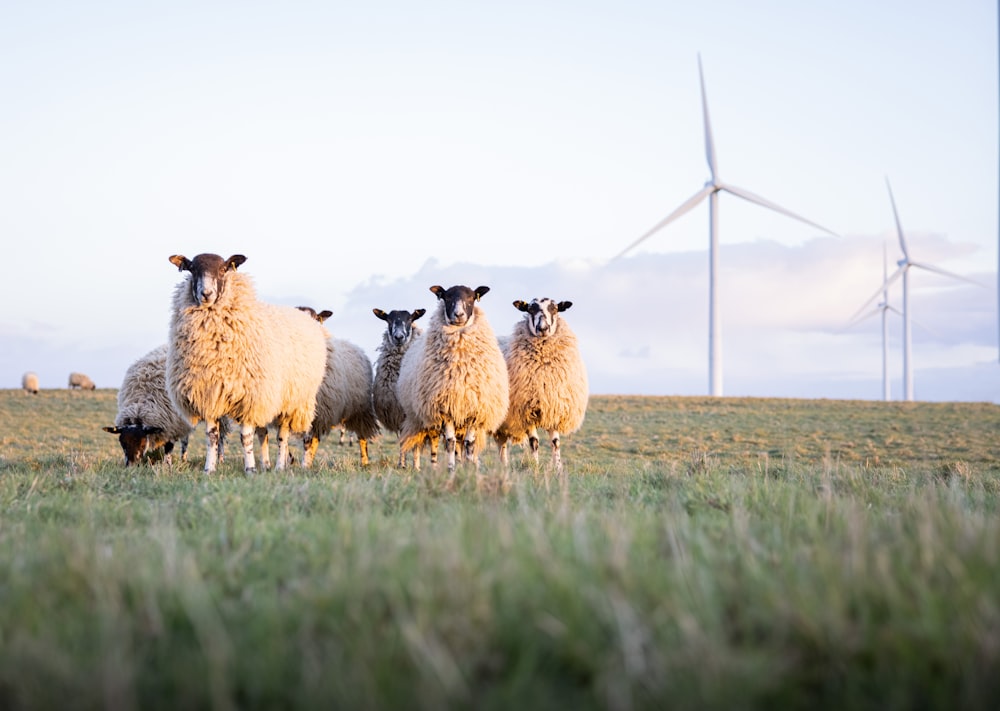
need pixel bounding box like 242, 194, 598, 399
68, 372, 96, 390
372, 307, 427, 467
495, 298, 589, 471
294, 306, 380, 467
22, 372, 39, 395
166, 253, 327, 474
102, 344, 229, 467
397, 285, 509, 471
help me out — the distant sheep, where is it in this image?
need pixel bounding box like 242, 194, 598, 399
372, 307, 426, 467
102, 344, 229, 466
397, 285, 509, 471
495, 298, 588, 471
68, 372, 96, 390
22, 372, 39, 395
296, 306, 380, 467
166, 253, 327, 473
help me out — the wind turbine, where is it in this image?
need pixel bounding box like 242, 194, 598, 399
613, 55, 839, 397
852, 177, 979, 401
847, 240, 901, 401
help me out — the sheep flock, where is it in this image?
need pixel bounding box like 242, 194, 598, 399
94, 252, 588, 474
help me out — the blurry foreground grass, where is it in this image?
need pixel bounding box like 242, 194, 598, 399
1, 389, 999, 709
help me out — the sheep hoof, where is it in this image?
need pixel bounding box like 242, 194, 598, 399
244, 467, 257, 476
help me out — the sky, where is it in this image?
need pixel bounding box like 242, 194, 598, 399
1, 0, 997, 402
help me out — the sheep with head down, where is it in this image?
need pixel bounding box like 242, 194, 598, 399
495, 297, 588, 471
396, 285, 509, 471
292, 306, 380, 467
22, 372, 39, 395
103, 344, 229, 467
166, 253, 327, 474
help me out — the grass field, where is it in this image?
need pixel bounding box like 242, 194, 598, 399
1, 388, 999, 710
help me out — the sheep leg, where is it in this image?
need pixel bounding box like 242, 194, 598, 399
463, 429, 478, 469
499, 439, 509, 467
241, 423, 257, 473
180, 435, 189, 463
275, 421, 291, 471
428, 433, 438, 468
359, 438, 369, 466
528, 427, 541, 464
302, 431, 320, 468
256, 427, 271, 471
204, 420, 221, 473
550, 430, 562, 472
444, 423, 457, 471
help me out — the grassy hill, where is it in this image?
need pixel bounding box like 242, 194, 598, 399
1, 389, 998, 709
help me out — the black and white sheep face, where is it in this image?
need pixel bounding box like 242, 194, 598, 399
430, 285, 490, 327
374, 308, 427, 346
169, 253, 247, 307
514, 298, 573, 338
103, 424, 168, 466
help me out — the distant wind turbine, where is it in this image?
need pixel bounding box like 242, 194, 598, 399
613, 55, 839, 397
852, 177, 979, 401
847, 240, 900, 401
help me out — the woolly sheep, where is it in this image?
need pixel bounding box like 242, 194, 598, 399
166, 253, 327, 474
102, 344, 229, 466
22, 372, 39, 395
68, 372, 96, 390
495, 298, 589, 471
372, 307, 427, 467
397, 285, 509, 471
294, 306, 380, 467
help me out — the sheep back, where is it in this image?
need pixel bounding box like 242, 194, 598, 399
312, 337, 379, 440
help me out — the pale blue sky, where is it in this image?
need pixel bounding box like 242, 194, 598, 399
1, 1, 996, 398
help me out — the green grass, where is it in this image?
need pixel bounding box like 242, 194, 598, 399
1, 389, 999, 709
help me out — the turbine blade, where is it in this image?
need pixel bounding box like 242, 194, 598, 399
848, 266, 905, 323
720, 182, 839, 237
842, 307, 882, 331
908, 261, 985, 287
885, 177, 909, 262
612, 185, 714, 260
698, 54, 718, 182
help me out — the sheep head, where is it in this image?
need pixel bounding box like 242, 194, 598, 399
514, 298, 572, 337
373, 308, 426, 346
168, 253, 246, 307
103, 424, 169, 466
430, 285, 489, 327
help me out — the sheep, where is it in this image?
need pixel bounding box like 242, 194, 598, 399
22, 372, 39, 395
102, 344, 229, 467
372, 307, 427, 467
396, 285, 509, 471
166, 253, 327, 474
68, 372, 96, 390
495, 298, 589, 472
293, 306, 380, 467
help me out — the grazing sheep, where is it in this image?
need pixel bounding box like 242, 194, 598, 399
372, 307, 427, 467
68, 372, 96, 390
166, 253, 327, 474
102, 344, 229, 467
397, 285, 509, 471
21, 372, 39, 395
495, 298, 589, 471
295, 306, 380, 467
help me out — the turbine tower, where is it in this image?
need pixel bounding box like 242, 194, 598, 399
613, 55, 838, 396
853, 177, 978, 401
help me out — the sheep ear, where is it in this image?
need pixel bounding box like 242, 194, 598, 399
475, 286, 490, 301
430, 286, 445, 299
373, 308, 388, 321
412, 308, 426, 321
103, 426, 121, 434
318, 310, 333, 322
513, 300, 529, 312
169, 255, 191, 272
557, 301, 573, 312
226, 255, 247, 270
